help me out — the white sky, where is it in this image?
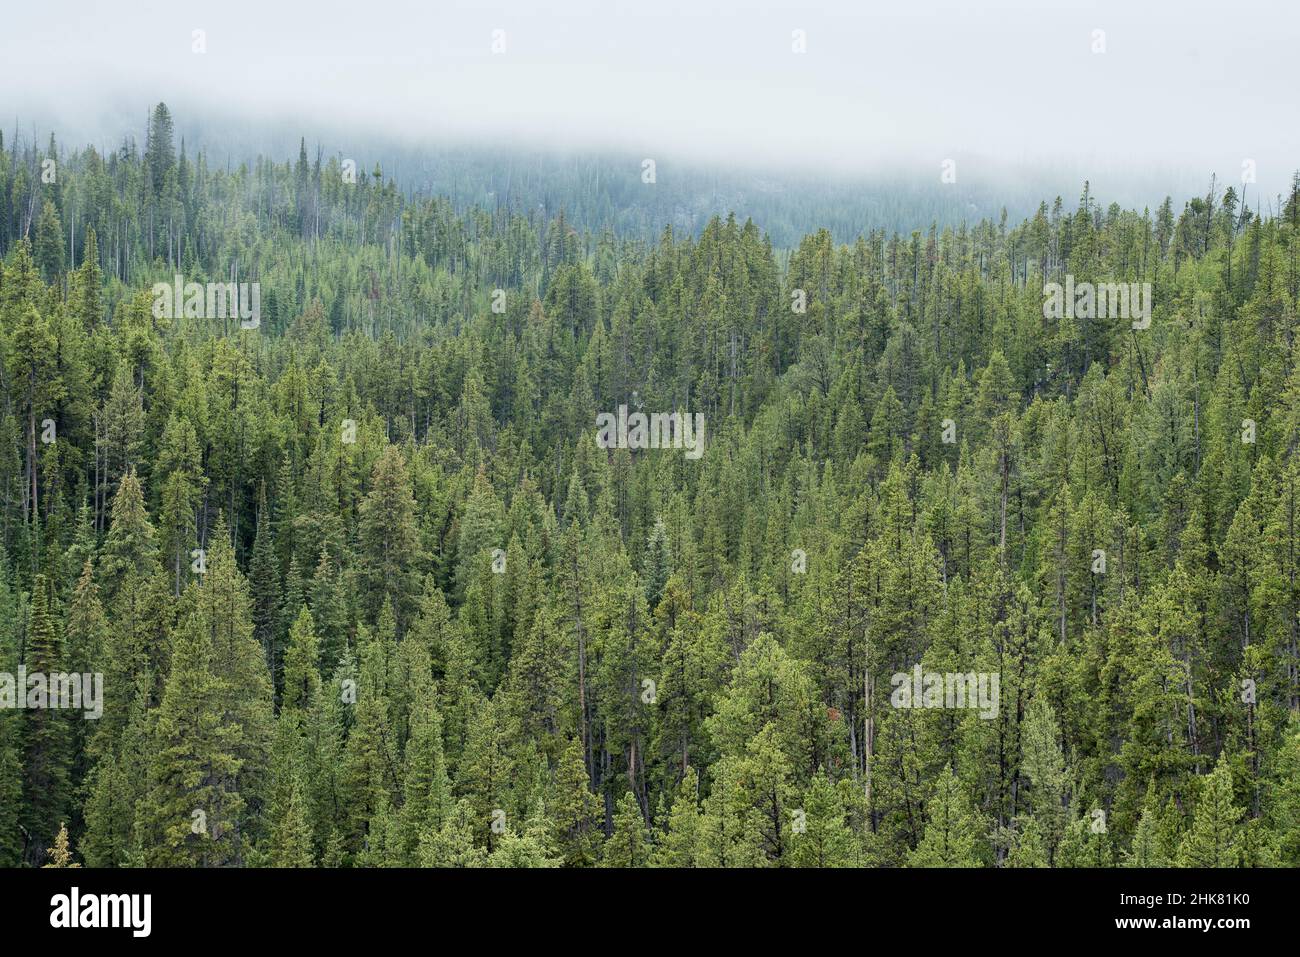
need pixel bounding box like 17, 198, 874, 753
2, 0, 1296, 197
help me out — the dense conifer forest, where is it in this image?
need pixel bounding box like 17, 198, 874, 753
2, 103, 1299, 869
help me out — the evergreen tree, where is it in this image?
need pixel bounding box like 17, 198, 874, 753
602, 791, 651, 868
249, 482, 282, 687
652, 767, 702, 868
909, 766, 983, 867
546, 738, 602, 867
42, 823, 80, 868
21, 575, 71, 864
356, 446, 420, 632
1176, 756, 1244, 868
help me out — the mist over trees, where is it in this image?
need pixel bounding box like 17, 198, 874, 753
2, 104, 1299, 868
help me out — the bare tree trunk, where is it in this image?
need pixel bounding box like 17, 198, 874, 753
864, 665, 873, 812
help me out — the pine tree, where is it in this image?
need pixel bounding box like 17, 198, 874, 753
21, 575, 71, 864
1126, 803, 1169, 867
137, 527, 272, 866
1005, 818, 1048, 868
33, 200, 65, 282
4, 266, 62, 530
602, 791, 651, 868
1056, 811, 1116, 867
98, 468, 158, 600
457, 698, 513, 851
81, 698, 150, 867
42, 823, 80, 868
695, 758, 767, 867
398, 656, 452, 865
356, 446, 420, 631
69, 227, 103, 330
651, 767, 701, 868
487, 809, 559, 868
1270, 716, 1300, 865
1020, 695, 1068, 862
145, 102, 176, 198
0, 723, 23, 866
281, 605, 322, 714
269, 774, 314, 868
454, 469, 505, 603
340, 632, 397, 858
789, 774, 860, 867
249, 482, 282, 688
909, 765, 983, 867
418, 798, 488, 868
546, 737, 601, 867
136, 608, 242, 866
1177, 756, 1244, 867
309, 549, 348, 674
266, 710, 314, 867
643, 517, 671, 611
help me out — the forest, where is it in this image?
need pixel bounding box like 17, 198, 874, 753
1, 102, 1299, 868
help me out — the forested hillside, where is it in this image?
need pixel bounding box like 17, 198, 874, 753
2, 103, 1299, 868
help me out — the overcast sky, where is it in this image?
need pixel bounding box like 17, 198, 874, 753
2, 0, 1296, 199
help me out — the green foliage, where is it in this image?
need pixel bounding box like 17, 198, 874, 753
2, 106, 1298, 868
908, 766, 984, 867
